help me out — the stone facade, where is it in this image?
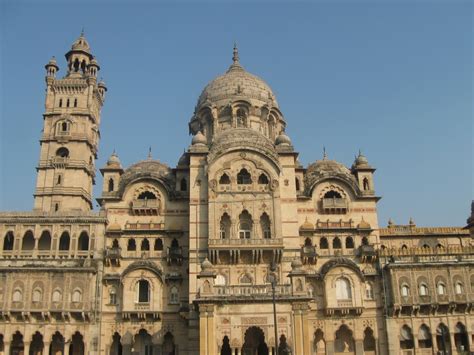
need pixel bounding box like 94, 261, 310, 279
0, 35, 472, 355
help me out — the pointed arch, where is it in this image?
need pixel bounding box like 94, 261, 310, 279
239, 210, 253, 239
141, 238, 150, 251
21, 230, 35, 250
335, 325, 354, 353
220, 213, 231, 239
418, 324, 432, 348
38, 230, 52, 250
237, 168, 252, 185
78, 231, 89, 251
59, 232, 70, 251
3, 231, 14, 251
260, 212, 271, 239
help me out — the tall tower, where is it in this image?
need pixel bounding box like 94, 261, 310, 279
34, 33, 107, 212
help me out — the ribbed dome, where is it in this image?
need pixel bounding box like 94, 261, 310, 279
307, 159, 353, 178
71, 33, 91, 53
196, 46, 278, 110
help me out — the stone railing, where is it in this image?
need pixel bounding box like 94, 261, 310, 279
212, 284, 292, 298
131, 199, 160, 209
209, 238, 283, 247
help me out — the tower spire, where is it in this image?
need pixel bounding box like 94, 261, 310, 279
233, 42, 239, 63
323, 146, 328, 160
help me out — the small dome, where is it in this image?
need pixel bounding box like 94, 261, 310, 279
357, 218, 371, 230
192, 131, 207, 146
300, 218, 314, 231
107, 151, 121, 167
291, 259, 303, 270
90, 57, 100, 67
71, 33, 91, 53
107, 221, 121, 232
98, 80, 107, 88
201, 258, 213, 271
177, 152, 189, 167
196, 45, 278, 111
352, 151, 370, 169
46, 56, 58, 66
275, 132, 292, 146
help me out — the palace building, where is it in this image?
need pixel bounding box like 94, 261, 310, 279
0, 34, 472, 355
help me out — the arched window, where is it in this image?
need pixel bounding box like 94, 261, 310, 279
12, 288, 23, 302
56, 147, 69, 158
258, 173, 269, 185
320, 237, 328, 249
436, 324, 451, 353
304, 237, 312, 247
138, 191, 156, 200
137, 280, 150, 303
22, 230, 35, 250
363, 177, 370, 191
66, 98, 70, 107
171, 238, 179, 249
418, 324, 432, 348
363, 328, 376, 352
73, 98, 77, 107
52, 289, 62, 303
220, 213, 231, 239
437, 282, 446, 295
260, 213, 271, 239
32, 288, 42, 303
109, 287, 117, 305
38, 231, 51, 250
3, 231, 14, 251
419, 283, 428, 296
400, 325, 414, 349
112, 239, 119, 248
59, 98, 63, 107
180, 178, 187, 191
455, 282, 464, 295
127, 239, 136, 251
108, 178, 114, 192
59, 232, 70, 251
237, 169, 251, 185
78, 232, 89, 251
361, 237, 369, 246
365, 282, 374, 299
170, 286, 179, 304
141, 239, 150, 251
335, 277, 352, 300
236, 108, 247, 127
60, 121, 69, 133
154, 238, 163, 251
219, 173, 230, 184
324, 190, 342, 199
72, 289, 82, 303
239, 210, 252, 239
56, 174, 62, 185
401, 284, 410, 297
295, 178, 300, 191
401, 244, 408, 250
333, 237, 342, 249
345, 236, 354, 249
454, 322, 469, 352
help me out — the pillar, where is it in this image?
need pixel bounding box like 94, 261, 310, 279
24, 341, 30, 355
355, 339, 364, 355
64, 342, 70, 355
199, 305, 208, 354
207, 306, 216, 355
326, 340, 335, 355
301, 308, 311, 355
122, 344, 132, 355
292, 303, 305, 355
3, 342, 10, 355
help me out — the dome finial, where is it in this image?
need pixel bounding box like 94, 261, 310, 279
323, 146, 328, 160
147, 146, 152, 159
233, 42, 239, 63
81, 27, 85, 37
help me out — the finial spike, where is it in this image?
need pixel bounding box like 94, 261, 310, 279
81, 27, 85, 36
233, 42, 239, 63
148, 147, 152, 159
323, 146, 327, 160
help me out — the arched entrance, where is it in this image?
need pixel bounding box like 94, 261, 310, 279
69, 332, 84, 355
334, 325, 355, 354
454, 322, 469, 353
436, 323, 451, 355
313, 329, 325, 355
30, 332, 44, 355
242, 327, 268, 355
162, 332, 175, 355
50, 332, 65, 355
221, 335, 232, 355
11, 331, 24, 355
363, 328, 376, 354
110, 333, 123, 355
134, 329, 152, 355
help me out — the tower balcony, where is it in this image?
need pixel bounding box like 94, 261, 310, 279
167, 246, 183, 265
208, 238, 284, 264
131, 199, 160, 216
301, 245, 317, 265
322, 198, 348, 214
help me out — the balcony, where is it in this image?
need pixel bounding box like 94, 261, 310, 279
209, 238, 283, 248
201, 284, 292, 300
322, 198, 348, 214
167, 247, 183, 265
358, 245, 377, 262
301, 245, 317, 265
51, 157, 69, 168
131, 199, 160, 216
105, 247, 121, 266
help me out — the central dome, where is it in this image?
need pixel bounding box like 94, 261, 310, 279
189, 46, 286, 145
196, 46, 278, 111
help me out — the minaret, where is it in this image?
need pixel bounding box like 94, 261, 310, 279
34, 32, 107, 212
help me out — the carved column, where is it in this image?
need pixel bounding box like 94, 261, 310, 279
355, 339, 364, 355
199, 304, 216, 355
292, 302, 304, 355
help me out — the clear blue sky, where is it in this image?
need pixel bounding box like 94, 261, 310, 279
1, 1, 472, 227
